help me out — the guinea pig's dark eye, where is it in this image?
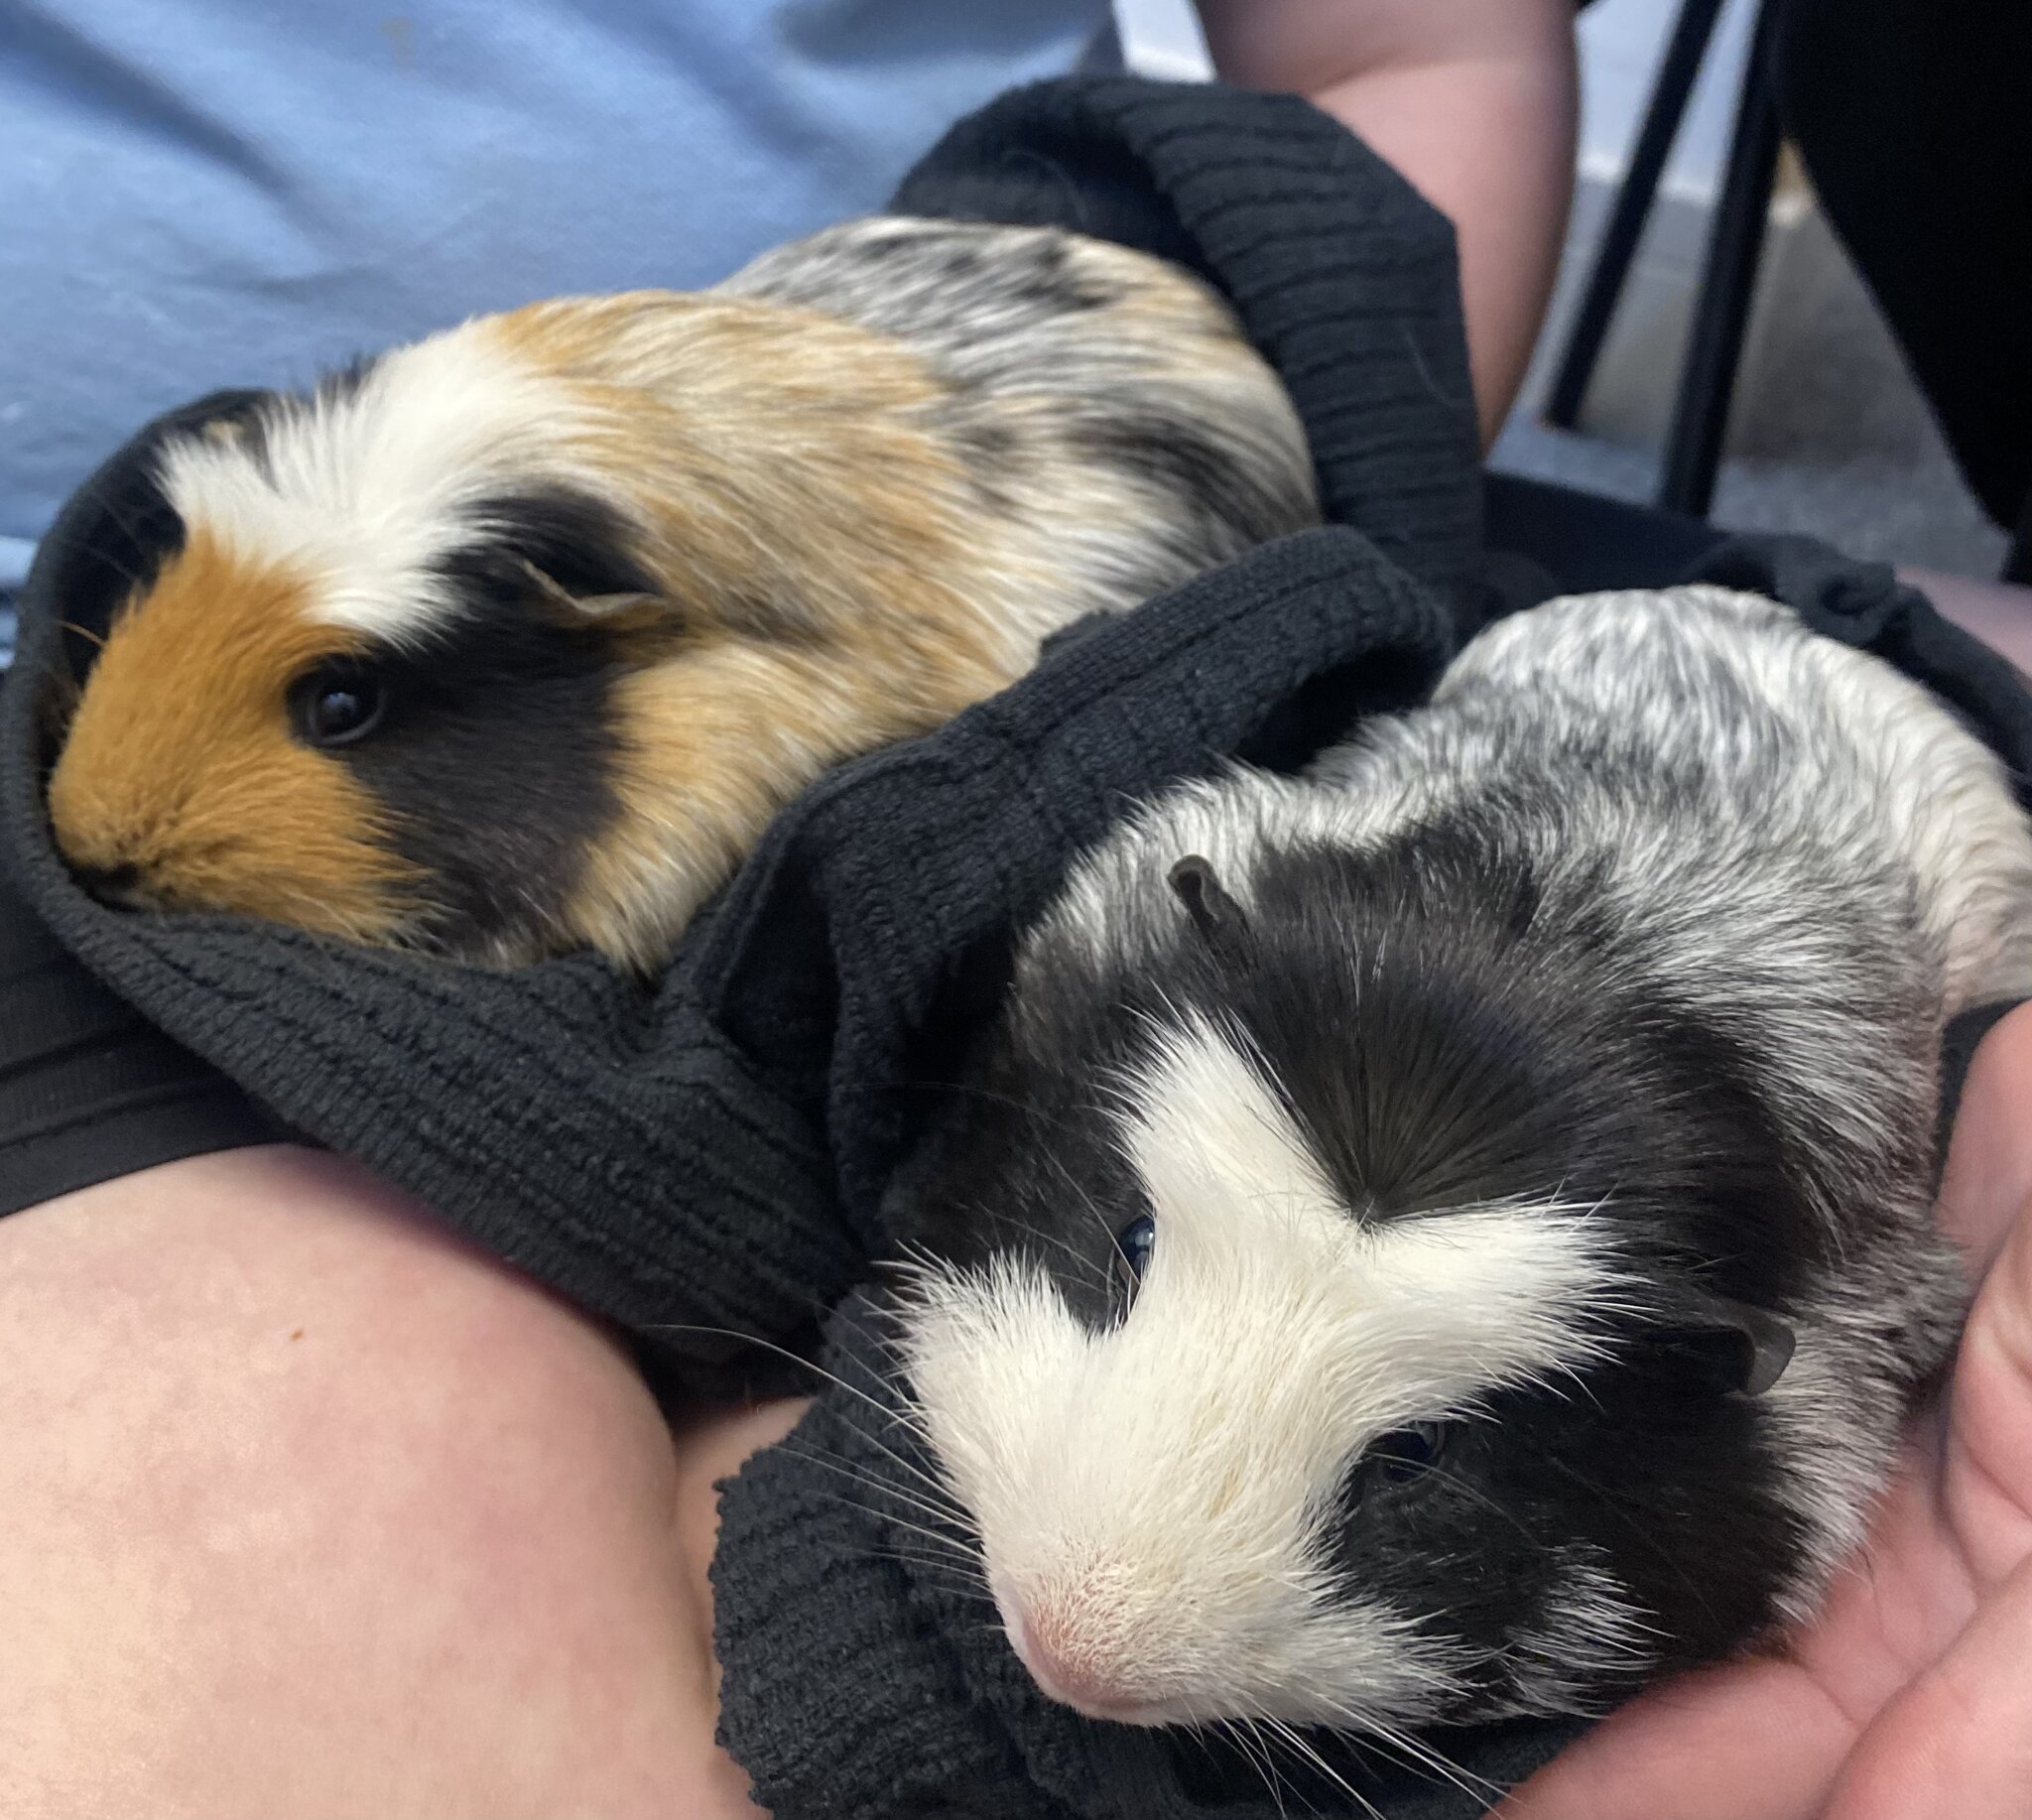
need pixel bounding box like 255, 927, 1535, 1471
1364, 1420, 1449, 1487
290, 662, 387, 748
1113, 1212, 1156, 1296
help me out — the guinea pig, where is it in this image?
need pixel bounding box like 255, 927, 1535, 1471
885, 585, 2032, 1737
46, 216, 1318, 970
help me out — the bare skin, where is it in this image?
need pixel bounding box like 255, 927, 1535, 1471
1900, 567, 2032, 677
0, 1145, 803, 1820
1198, 0, 1581, 446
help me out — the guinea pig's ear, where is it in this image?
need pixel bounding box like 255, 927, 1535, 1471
1654, 1294, 1797, 1398
518, 559, 658, 625
1168, 854, 1250, 965
455, 489, 668, 630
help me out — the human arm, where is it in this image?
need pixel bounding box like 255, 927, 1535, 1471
1194, 0, 1580, 446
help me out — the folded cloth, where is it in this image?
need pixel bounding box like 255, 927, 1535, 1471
8, 73, 2032, 1820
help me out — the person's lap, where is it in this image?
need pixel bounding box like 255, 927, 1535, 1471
0, 1144, 787, 1819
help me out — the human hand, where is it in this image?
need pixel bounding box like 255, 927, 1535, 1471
1502, 1001, 2032, 1819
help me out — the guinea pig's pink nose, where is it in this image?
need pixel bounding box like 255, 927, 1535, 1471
997, 1585, 1170, 1724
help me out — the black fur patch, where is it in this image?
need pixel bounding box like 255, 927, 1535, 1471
886, 1002, 1147, 1336
447, 487, 662, 612
39, 390, 269, 684
1325, 1365, 1804, 1720
1230, 831, 1825, 1306
318, 501, 652, 957
995, 230, 1117, 313
952, 417, 1027, 516
1074, 407, 1308, 554
898, 226, 1118, 316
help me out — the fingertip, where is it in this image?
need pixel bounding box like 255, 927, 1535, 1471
1497, 1661, 1851, 1820
1938, 1001, 2032, 1266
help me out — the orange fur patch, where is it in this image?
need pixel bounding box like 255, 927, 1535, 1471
566, 632, 1015, 969
47, 529, 421, 941
483, 298, 1052, 649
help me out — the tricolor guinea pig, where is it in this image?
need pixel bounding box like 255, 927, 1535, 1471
885, 585, 2032, 1736
46, 217, 1317, 969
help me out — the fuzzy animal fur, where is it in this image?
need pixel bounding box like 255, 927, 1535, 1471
890, 586, 2032, 1736
47, 217, 1318, 969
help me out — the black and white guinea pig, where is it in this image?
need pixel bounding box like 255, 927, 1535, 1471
46, 217, 1317, 970
885, 585, 2032, 1737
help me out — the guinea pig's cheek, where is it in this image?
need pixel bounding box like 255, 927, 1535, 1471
45, 532, 418, 939
899, 1256, 1091, 1521
898, 1256, 1442, 1728
54, 718, 416, 941
168, 748, 419, 940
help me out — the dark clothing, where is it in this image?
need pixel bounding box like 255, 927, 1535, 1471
5, 76, 2030, 1820
0, 836, 282, 1208
1774, 0, 2032, 536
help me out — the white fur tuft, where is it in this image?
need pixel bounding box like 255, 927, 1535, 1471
155, 325, 607, 644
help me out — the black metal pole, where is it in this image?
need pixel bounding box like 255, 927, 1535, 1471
1657, 0, 1785, 517
1544, 0, 1728, 430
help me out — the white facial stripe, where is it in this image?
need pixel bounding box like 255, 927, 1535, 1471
1124, 1015, 1619, 1411
1123, 1009, 1341, 1225
902, 1015, 1622, 1727
156, 325, 603, 644
901, 1249, 1472, 1728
